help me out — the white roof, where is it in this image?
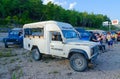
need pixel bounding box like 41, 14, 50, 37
23, 20, 73, 30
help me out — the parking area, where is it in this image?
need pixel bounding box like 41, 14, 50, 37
0, 33, 120, 79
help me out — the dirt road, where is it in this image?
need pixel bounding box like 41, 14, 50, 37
0, 33, 120, 79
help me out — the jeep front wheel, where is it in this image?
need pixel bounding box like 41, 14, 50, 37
70, 53, 88, 72
32, 48, 42, 61
3, 39, 8, 48
4, 42, 8, 48
5, 44, 8, 48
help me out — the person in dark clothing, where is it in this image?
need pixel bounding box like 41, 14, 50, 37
90, 33, 106, 53
90, 33, 98, 42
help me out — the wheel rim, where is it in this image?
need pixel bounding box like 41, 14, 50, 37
73, 58, 83, 68
70, 54, 87, 71
33, 49, 40, 60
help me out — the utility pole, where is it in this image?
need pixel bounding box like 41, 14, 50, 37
108, 21, 111, 32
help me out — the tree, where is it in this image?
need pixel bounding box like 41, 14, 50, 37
0, 0, 111, 29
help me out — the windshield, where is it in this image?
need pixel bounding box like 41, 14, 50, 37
62, 30, 78, 39
10, 30, 19, 35
81, 31, 90, 37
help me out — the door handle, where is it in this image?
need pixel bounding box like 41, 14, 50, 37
51, 45, 54, 47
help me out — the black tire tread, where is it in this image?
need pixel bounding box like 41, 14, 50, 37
70, 53, 88, 72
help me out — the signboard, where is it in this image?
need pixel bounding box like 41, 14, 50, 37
102, 21, 109, 26
112, 19, 119, 25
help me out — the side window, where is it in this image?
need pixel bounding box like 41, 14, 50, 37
24, 28, 44, 38
51, 31, 62, 41
31, 28, 44, 36
24, 28, 32, 36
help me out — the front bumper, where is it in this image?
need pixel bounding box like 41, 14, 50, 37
4, 38, 22, 45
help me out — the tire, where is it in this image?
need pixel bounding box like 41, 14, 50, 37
32, 48, 42, 61
5, 44, 8, 48
19, 43, 23, 48
70, 53, 88, 72
4, 43, 8, 48
3, 39, 8, 48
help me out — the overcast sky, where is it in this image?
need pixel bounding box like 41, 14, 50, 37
42, 0, 120, 21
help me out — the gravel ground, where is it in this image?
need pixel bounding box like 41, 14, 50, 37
0, 33, 120, 79
0, 33, 8, 41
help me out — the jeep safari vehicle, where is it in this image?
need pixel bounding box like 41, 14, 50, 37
3, 28, 23, 48
23, 21, 99, 72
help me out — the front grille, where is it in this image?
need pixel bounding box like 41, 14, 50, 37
8, 39, 17, 42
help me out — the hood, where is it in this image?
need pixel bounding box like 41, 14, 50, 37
66, 39, 99, 47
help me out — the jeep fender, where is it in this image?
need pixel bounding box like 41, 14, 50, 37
31, 45, 38, 50
68, 49, 89, 59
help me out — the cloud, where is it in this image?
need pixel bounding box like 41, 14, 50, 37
69, 2, 77, 10
42, 0, 54, 5
55, 1, 67, 6
42, 0, 67, 7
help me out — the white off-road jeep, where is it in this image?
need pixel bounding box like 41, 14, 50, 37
23, 21, 99, 72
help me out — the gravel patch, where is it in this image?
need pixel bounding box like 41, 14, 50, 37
0, 33, 120, 79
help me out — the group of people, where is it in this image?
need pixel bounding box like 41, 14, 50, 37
90, 31, 118, 52
105, 32, 118, 48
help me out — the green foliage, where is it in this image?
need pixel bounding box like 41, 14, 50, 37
0, 52, 11, 57
0, 0, 110, 29
0, 51, 17, 57
12, 68, 23, 79
12, 72, 17, 79
48, 70, 59, 74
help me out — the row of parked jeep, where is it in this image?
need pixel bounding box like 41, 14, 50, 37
3, 27, 91, 48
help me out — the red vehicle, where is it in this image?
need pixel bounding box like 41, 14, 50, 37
117, 32, 120, 41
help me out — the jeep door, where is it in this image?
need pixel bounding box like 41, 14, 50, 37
50, 31, 65, 57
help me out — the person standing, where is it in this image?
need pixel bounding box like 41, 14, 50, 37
106, 32, 113, 49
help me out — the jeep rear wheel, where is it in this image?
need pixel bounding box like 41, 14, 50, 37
32, 48, 42, 61
70, 53, 88, 72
